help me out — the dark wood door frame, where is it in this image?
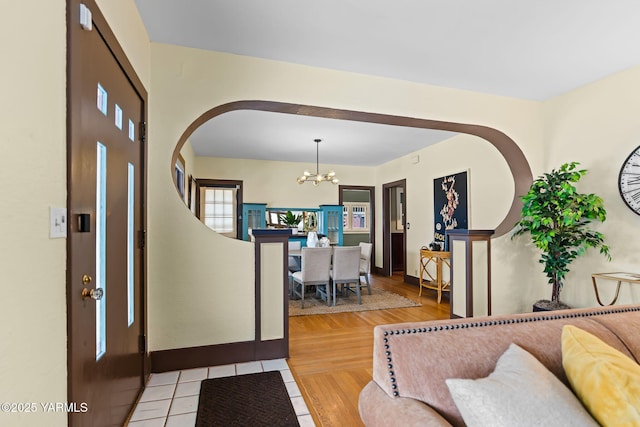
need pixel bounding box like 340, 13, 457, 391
382, 179, 406, 278
339, 185, 376, 270
194, 179, 243, 240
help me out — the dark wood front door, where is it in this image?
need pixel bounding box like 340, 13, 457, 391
67, 1, 147, 425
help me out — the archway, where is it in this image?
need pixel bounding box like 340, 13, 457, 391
172, 100, 532, 238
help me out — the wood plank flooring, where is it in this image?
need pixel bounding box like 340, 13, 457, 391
288, 272, 451, 427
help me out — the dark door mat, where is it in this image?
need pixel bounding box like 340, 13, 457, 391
195, 371, 301, 427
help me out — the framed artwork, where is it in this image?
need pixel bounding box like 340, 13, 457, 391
433, 171, 469, 250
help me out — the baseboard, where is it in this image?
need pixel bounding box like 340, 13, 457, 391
151, 341, 255, 373
404, 274, 419, 286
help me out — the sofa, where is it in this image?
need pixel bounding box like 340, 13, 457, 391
358, 304, 640, 426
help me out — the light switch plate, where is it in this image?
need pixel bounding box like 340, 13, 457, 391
50, 207, 67, 239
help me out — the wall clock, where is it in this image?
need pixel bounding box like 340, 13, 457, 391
618, 145, 640, 215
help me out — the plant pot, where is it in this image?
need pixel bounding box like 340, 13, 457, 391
532, 299, 572, 312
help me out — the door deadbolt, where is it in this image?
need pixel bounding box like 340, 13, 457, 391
80, 274, 103, 300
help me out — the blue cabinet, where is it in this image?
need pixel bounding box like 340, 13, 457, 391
242, 203, 267, 240
318, 205, 343, 246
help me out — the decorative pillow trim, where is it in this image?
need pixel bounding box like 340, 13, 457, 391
381, 306, 640, 397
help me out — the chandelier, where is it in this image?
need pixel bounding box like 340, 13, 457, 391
297, 139, 339, 185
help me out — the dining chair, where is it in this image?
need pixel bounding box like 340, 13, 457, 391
331, 246, 363, 305
290, 247, 332, 308
358, 242, 373, 296
288, 241, 302, 273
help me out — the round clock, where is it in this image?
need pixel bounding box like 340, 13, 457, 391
618, 145, 640, 215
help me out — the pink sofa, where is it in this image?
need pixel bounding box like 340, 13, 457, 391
358, 305, 640, 426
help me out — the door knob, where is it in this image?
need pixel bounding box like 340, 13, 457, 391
80, 274, 103, 300
82, 287, 104, 300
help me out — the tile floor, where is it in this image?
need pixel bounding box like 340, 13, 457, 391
127, 359, 315, 427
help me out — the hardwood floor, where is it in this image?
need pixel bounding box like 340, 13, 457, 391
288, 272, 451, 427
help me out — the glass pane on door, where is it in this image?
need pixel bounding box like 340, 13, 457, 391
96, 143, 107, 360
127, 163, 135, 327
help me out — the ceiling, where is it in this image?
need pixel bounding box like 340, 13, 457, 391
134, 0, 640, 166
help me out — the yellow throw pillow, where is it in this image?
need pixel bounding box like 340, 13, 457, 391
562, 325, 640, 427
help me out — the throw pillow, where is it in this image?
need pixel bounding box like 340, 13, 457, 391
562, 325, 640, 427
446, 343, 598, 427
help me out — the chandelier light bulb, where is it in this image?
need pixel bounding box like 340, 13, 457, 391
295, 138, 339, 185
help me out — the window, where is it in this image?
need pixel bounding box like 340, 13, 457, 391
343, 202, 370, 233
200, 187, 237, 237
195, 180, 243, 239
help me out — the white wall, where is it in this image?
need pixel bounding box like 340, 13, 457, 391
0, 2, 68, 425
376, 133, 519, 312
95, 0, 151, 87
194, 157, 375, 207
540, 65, 640, 307
0, 2, 149, 426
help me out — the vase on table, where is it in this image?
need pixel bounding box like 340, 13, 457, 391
307, 231, 318, 248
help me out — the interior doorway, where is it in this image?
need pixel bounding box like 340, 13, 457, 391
339, 185, 375, 270
382, 179, 406, 278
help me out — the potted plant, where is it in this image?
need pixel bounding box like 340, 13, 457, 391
512, 162, 611, 311
279, 211, 302, 233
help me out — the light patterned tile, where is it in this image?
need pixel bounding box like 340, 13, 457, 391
280, 369, 294, 383
290, 396, 310, 416
139, 384, 176, 402
285, 381, 301, 397
179, 367, 208, 383
130, 399, 171, 422
147, 371, 179, 387
166, 411, 197, 427
174, 380, 201, 398
169, 394, 200, 416
131, 360, 307, 427
262, 358, 289, 371
208, 364, 236, 378
236, 361, 263, 375
298, 414, 316, 427
127, 417, 166, 427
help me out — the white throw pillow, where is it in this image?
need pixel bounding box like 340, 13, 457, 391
445, 343, 598, 427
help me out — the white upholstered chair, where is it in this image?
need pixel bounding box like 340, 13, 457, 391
358, 242, 373, 295
291, 247, 332, 309
288, 241, 302, 273
331, 246, 364, 305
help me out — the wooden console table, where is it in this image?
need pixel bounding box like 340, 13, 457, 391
591, 272, 640, 306
419, 249, 451, 303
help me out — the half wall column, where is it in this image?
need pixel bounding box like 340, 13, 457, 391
447, 229, 494, 318
252, 229, 291, 360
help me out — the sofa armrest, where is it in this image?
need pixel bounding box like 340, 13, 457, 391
359, 381, 453, 427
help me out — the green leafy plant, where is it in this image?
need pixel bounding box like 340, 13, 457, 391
279, 211, 302, 228
512, 162, 611, 307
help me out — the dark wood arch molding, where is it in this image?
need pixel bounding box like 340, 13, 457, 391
172, 100, 533, 237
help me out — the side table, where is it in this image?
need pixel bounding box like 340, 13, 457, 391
419, 249, 451, 303
591, 272, 640, 306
